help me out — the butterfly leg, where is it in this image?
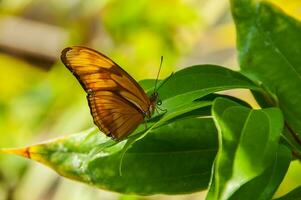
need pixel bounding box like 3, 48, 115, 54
156, 106, 167, 114
155, 107, 160, 115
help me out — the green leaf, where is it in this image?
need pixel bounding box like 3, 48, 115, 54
274, 186, 301, 200
206, 97, 287, 200
136, 65, 257, 133
127, 65, 259, 148
230, 144, 291, 200
154, 64, 259, 111
231, 0, 301, 137
138, 64, 258, 123
3, 117, 217, 195
139, 79, 158, 91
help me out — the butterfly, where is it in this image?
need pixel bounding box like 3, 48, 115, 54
61, 46, 163, 140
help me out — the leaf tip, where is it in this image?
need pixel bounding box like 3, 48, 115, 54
0, 147, 31, 158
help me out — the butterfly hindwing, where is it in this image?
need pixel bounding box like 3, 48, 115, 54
88, 91, 144, 139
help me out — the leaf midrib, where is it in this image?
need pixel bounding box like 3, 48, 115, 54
126, 148, 217, 155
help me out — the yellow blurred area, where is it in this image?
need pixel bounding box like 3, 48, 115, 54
270, 0, 301, 20
0, 0, 300, 200
0, 54, 46, 100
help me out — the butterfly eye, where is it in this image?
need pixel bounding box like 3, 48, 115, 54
157, 100, 162, 106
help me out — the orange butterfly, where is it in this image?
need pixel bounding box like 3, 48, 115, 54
61, 46, 162, 140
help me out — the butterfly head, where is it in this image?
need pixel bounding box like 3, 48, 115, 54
143, 91, 159, 119
150, 91, 159, 104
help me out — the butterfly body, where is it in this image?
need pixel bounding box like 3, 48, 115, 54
61, 46, 158, 140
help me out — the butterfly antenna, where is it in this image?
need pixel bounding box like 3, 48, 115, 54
156, 72, 174, 91
154, 56, 163, 93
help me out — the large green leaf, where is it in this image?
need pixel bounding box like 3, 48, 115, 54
3, 117, 217, 195
206, 97, 289, 200
129, 64, 259, 141
153, 64, 259, 111
139, 64, 258, 124
231, 0, 301, 138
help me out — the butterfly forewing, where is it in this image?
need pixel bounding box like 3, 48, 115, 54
61, 46, 151, 140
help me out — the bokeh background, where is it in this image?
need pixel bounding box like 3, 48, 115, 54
0, 0, 301, 200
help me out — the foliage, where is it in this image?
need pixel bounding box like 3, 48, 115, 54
2, 0, 301, 199
2, 64, 258, 195
274, 186, 301, 200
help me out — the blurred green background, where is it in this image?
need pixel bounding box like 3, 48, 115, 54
0, 0, 300, 200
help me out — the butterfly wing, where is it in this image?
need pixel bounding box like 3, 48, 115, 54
61, 46, 150, 139
88, 91, 144, 139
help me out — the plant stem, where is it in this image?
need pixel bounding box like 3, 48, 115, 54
285, 122, 301, 146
